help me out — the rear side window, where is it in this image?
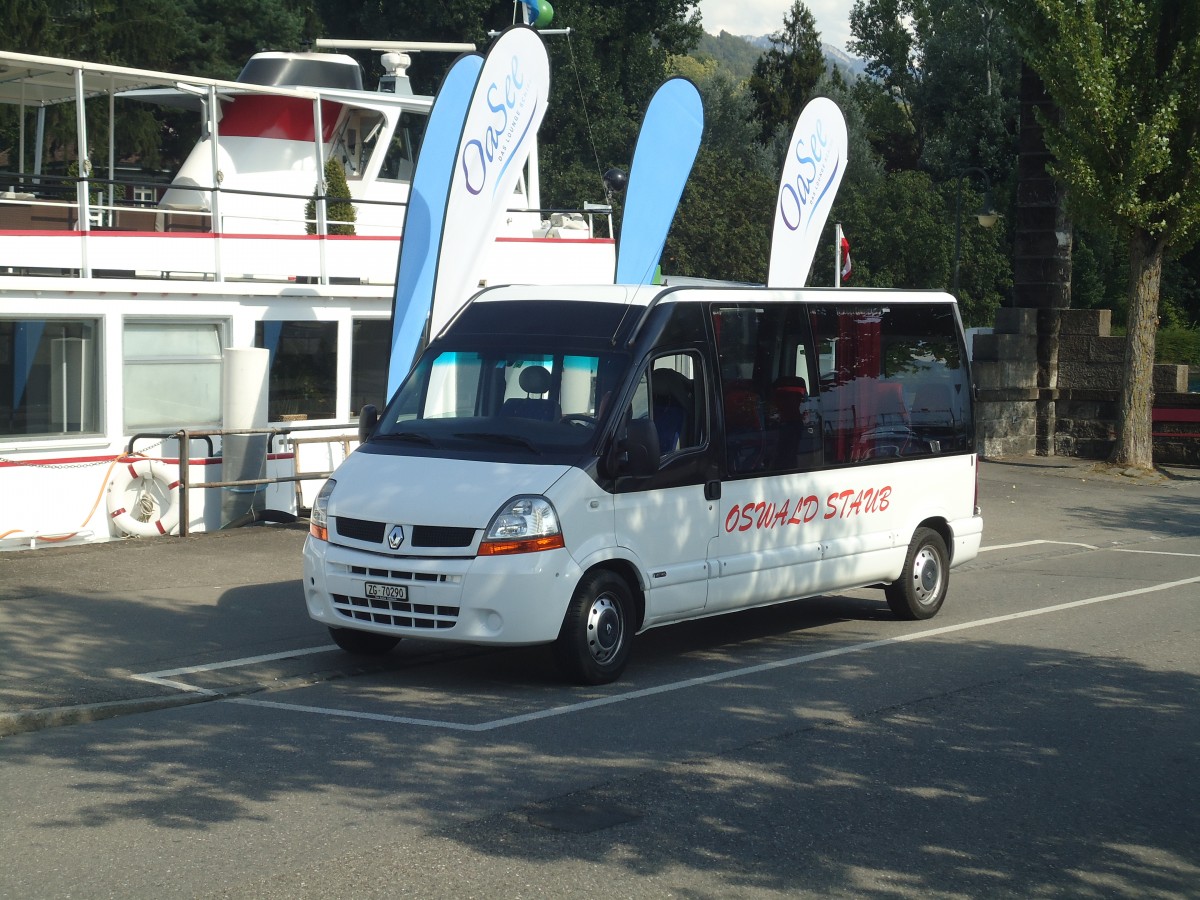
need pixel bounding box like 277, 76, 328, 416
809, 303, 971, 465
712, 300, 971, 475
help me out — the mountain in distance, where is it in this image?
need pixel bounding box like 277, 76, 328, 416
695, 30, 867, 80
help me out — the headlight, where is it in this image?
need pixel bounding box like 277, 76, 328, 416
310, 478, 336, 541
478, 495, 565, 556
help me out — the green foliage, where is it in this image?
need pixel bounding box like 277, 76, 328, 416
849, 0, 1021, 182
1155, 326, 1200, 367
1001, 0, 1200, 248
305, 159, 357, 236
669, 56, 771, 168
1000, 0, 1200, 464
536, 1, 704, 209
748, 2, 825, 143
663, 149, 775, 284
832, 170, 1008, 326
1071, 226, 1129, 322
693, 30, 764, 82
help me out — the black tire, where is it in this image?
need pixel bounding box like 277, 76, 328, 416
328, 626, 400, 656
885, 527, 950, 620
554, 570, 635, 685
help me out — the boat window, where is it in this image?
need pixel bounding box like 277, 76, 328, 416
124, 320, 223, 431
0, 318, 101, 438
254, 321, 338, 422
378, 113, 423, 182
351, 319, 390, 415
339, 112, 384, 179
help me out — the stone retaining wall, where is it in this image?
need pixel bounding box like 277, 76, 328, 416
973, 306, 1196, 464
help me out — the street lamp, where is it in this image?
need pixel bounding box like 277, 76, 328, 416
952, 167, 999, 297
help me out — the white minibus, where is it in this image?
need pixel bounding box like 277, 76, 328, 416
302, 284, 983, 683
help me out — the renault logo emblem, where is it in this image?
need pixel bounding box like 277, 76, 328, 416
387, 525, 405, 549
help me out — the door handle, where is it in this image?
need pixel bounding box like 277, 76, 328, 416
704, 480, 722, 501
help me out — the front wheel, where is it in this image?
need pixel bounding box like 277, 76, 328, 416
328, 626, 400, 656
555, 570, 635, 685
885, 527, 949, 620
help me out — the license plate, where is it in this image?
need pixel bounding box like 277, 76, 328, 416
365, 582, 408, 601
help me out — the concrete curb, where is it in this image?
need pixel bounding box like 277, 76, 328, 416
0, 691, 218, 738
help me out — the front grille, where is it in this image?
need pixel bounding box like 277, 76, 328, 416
348, 565, 453, 582
334, 517, 384, 542
333, 518, 475, 549
331, 593, 459, 629
412, 526, 476, 548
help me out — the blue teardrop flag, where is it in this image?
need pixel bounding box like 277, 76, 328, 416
614, 77, 704, 285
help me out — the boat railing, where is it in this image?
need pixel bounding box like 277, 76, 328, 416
128, 423, 354, 537
0, 171, 612, 282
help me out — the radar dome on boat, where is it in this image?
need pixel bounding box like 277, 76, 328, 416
236, 50, 364, 91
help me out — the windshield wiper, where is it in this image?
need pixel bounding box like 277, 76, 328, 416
453, 432, 541, 454
376, 431, 437, 446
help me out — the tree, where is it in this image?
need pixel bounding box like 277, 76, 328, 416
664, 148, 775, 284
848, 0, 928, 163
536, 0, 703, 209
670, 56, 770, 167
1000, 0, 1200, 470
849, 0, 1020, 180
832, 169, 1007, 326
305, 158, 356, 235
747, 1, 825, 143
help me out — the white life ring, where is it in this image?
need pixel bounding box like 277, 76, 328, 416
106, 458, 181, 537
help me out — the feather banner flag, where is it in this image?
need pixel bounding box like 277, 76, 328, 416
386, 52, 484, 396
614, 77, 704, 285
428, 25, 550, 339
768, 97, 848, 288
387, 25, 550, 396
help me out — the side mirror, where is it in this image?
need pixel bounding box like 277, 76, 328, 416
357, 405, 379, 445
606, 417, 660, 478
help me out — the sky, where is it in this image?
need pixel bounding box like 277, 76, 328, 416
696, 0, 854, 53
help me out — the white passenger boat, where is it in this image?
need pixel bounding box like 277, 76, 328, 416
0, 42, 616, 548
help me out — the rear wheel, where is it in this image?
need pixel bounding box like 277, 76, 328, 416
328, 626, 400, 655
885, 527, 949, 620
555, 570, 634, 685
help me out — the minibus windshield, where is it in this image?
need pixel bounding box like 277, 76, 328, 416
376, 346, 630, 456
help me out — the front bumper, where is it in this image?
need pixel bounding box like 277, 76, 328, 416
303, 535, 582, 646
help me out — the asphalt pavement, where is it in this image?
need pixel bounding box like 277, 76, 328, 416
2, 455, 1198, 738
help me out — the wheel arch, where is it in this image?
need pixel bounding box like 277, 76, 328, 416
915, 516, 954, 562
581, 558, 646, 633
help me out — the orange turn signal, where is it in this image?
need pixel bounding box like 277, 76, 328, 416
477, 533, 565, 556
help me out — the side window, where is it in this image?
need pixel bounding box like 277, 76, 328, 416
649, 353, 704, 455
125, 320, 222, 431
338, 112, 383, 179
350, 319, 389, 415
621, 350, 706, 464
713, 304, 820, 475
255, 321, 337, 421
809, 303, 970, 464
2, 318, 102, 437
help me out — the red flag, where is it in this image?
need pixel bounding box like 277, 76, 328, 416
840, 234, 852, 283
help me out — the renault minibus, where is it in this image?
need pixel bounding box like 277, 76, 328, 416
302, 284, 983, 683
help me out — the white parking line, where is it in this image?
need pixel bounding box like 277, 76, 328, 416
224, 574, 1200, 732
979, 539, 1098, 552
131, 645, 339, 694
1112, 548, 1200, 558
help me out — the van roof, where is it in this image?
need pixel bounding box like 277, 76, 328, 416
470, 283, 959, 308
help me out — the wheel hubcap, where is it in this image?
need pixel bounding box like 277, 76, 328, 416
912, 546, 943, 605
586, 594, 623, 664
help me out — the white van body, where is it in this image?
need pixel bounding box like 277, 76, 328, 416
303, 284, 983, 683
